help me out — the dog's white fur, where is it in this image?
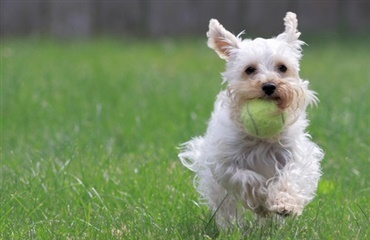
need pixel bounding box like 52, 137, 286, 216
179, 12, 324, 227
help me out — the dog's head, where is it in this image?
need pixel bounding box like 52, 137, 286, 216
207, 12, 317, 123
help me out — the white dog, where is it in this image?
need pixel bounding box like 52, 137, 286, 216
179, 12, 324, 227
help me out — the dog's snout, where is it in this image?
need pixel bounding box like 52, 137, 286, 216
262, 83, 276, 96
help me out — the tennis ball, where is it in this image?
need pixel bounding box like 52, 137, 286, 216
241, 99, 286, 138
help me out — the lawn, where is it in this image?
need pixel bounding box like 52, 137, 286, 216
1, 36, 369, 239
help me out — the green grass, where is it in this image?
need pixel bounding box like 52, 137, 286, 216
1, 36, 369, 239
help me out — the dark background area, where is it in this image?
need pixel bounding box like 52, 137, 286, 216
1, 0, 370, 39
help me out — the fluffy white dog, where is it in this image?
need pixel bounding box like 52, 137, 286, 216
179, 12, 324, 227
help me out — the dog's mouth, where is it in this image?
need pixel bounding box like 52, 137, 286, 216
259, 82, 294, 110
259, 95, 283, 109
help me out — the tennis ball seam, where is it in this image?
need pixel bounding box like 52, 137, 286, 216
246, 101, 259, 136
280, 111, 285, 125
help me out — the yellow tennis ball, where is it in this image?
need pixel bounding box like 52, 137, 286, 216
241, 99, 286, 138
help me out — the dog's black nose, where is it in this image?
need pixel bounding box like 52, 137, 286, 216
262, 83, 276, 95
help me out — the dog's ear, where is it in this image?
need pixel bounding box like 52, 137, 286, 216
207, 19, 241, 60
277, 12, 304, 49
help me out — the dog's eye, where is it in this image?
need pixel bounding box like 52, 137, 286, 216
245, 66, 256, 75
277, 64, 288, 73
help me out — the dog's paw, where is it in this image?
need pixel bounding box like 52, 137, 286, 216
268, 193, 304, 217
273, 205, 295, 217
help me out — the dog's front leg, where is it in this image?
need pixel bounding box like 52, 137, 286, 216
212, 162, 270, 215
265, 147, 322, 216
